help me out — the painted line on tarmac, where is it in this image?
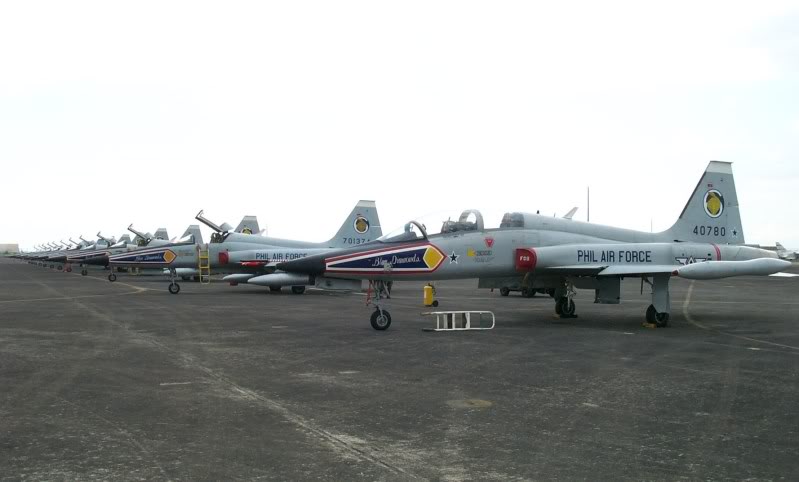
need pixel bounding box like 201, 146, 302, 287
64, 293, 421, 479
0, 271, 153, 304
0, 290, 148, 304
682, 281, 799, 351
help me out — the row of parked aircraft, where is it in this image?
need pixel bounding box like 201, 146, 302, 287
14, 162, 793, 330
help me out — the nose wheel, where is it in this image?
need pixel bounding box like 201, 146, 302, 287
370, 309, 392, 330
108, 273, 117, 282
366, 280, 392, 330
167, 268, 180, 294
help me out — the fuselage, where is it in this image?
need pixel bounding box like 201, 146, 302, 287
278, 214, 776, 282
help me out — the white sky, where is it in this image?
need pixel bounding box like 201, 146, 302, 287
1, 1, 798, 250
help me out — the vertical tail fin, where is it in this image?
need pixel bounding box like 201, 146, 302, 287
326, 200, 382, 247
153, 228, 169, 241
118, 234, 132, 244
181, 225, 204, 244
234, 216, 260, 235
664, 161, 744, 245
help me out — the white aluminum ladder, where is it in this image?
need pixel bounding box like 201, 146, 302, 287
422, 311, 495, 332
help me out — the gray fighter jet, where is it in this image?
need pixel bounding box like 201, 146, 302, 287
107, 200, 382, 294
276, 162, 790, 330
68, 230, 168, 275
775, 242, 797, 261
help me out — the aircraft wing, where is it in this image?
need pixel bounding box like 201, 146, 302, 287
535, 264, 606, 276
596, 265, 677, 276
535, 264, 676, 277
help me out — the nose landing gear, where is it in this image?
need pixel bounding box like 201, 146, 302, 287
367, 280, 392, 330
167, 268, 180, 294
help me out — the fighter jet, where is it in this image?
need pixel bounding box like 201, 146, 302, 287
98, 224, 208, 281
24, 239, 91, 269
107, 200, 382, 294
105, 215, 262, 289
276, 162, 790, 330
776, 242, 797, 261
67, 230, 165, 276
52, 236, 131, 272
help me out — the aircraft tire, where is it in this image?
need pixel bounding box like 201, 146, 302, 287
655, 312, 670, 327
57, 265, 63, 271
269, 286, 281, 293
521, 288, 535, 298
81, 270, 88, 276
108, 273, 117, 282
557, 297, 575, 316
646, 304, 656, 323
370, 309, 392, 330
66, 267, 72, 273
291, 286, 306, 295
169, 283, 181, 294
499, 287, 510, 297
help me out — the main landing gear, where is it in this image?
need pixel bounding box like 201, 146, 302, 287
367, 280, 392, 330
642, 274, 670, 327
553, 281, 577, 318
167, 268, 181, 294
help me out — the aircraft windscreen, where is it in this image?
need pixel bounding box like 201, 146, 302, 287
176, 235, 195, 244
377, 221, 427, 243
110, 241, 127, 248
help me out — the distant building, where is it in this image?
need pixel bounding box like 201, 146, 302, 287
0, 243, 20, 254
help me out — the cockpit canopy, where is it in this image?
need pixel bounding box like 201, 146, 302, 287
378, 209, 485, 243
500, 212, 525, 228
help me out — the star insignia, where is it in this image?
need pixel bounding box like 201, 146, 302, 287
732, 229, 738, 237
449, 251, 459, 264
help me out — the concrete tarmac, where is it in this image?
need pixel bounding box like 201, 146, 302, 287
1, 257, 798, 480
